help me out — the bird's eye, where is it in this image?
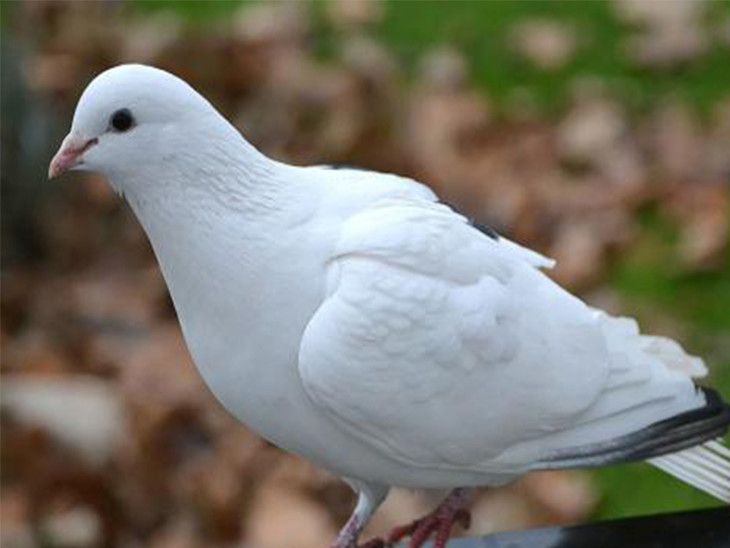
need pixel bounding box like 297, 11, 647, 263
109, 108, 135, 132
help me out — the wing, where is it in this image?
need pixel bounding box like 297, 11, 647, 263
299, 196, 711, 475
299, 197, 611, 470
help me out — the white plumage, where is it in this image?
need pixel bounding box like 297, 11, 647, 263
50, 64, 730, 548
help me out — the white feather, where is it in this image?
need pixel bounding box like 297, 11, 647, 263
650, 439, 730, 502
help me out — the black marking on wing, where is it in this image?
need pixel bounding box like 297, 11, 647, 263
471, 221, 500, 241
537, 388, 730, 470
322, 164, 370, 171
438, 200, 500, 241
322, 169, 502, 240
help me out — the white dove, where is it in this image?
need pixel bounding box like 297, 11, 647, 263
50, 65, 730, 548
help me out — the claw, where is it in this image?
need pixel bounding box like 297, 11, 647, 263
386, 505, 471, 548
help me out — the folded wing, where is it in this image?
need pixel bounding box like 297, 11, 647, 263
298, 197, 716, 481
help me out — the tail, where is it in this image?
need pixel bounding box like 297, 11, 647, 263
639, 326, 730, 502
536, 313, 730, 502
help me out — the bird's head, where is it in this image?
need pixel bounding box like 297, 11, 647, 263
48, 64, 223, 186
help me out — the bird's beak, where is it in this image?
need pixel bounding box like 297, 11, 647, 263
48, 133, 98, 179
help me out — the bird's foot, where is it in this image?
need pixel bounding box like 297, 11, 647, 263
385, 492, 471, 548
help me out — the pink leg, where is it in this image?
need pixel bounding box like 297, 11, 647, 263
386, 488, 475, 548
331, 485, 388, 548
331, 512, 384, 548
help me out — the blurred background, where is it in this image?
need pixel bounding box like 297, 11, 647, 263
2, 1, 730, 547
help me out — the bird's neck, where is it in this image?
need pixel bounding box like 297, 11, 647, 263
118, 126, 319, 332
125, 122, 290, 221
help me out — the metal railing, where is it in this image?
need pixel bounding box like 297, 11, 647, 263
448, 507, 730, 548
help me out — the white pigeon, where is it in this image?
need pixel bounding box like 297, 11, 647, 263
50, 64, 730, 548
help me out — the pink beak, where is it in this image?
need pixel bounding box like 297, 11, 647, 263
48, 133, 98, 179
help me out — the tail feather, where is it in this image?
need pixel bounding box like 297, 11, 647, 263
538, 388, 730, 469
650, 439, 730, 502
607, 315, 730, 502
537, 394, 730, 503
528, 311, 730, 503
707, 439, 730, 459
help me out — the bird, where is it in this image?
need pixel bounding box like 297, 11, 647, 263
49, 64, 730, 548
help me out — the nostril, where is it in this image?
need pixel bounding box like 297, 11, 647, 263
79, 137, 98, 154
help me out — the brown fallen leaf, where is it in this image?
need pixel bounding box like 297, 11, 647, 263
328, 0, 384, 28
509, 19, 579, 71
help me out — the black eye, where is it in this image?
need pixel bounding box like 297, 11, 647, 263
110, 108, 134, 132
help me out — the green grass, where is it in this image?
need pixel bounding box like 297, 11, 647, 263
132, 0, 730, 113
379, 0, 623, 114
613, 210, 730, 333
376, 0, 730, 115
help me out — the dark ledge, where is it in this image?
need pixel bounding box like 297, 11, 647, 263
448, 507, 730, 548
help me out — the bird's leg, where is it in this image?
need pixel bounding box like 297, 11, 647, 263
385, 487, 475, 548
330, 484, 389, 548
